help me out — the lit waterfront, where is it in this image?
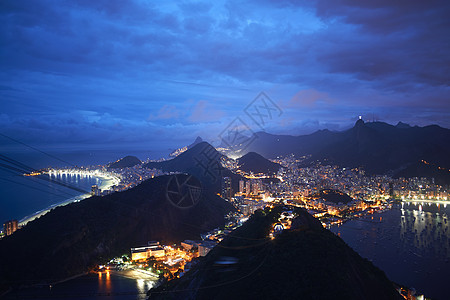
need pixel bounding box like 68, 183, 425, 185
18, 170, 120, 227
47, 168, 121, 187
331, 202, 449, 299
402, 199, 449, 205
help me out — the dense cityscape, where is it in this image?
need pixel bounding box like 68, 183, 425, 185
4, 150, 448, 233
3, 147, 448, 300
1, 1, 449, 299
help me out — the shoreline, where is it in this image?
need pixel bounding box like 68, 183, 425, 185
401, 199, 449, 205
111, 269, 159, 281
19, 173, 118, 227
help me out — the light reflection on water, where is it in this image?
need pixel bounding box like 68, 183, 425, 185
331, 202, 449, 300
94, 270, 156, 299
136, 278, 156, 296
5, 271, 157, 300
49, 172, 103, 187
400, 202, 449, 258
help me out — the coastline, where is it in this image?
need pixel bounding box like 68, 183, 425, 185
401, 199, 450, 205
19, 174, 118, 227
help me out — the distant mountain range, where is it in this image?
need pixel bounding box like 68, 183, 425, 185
108, 155, 141, 169
236, 152, 281, 175
0, 175, 233, 291
222, 120, 450, 184
149, 206, 402, 299
112, 120, 450, 185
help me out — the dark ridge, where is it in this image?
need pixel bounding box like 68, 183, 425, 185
146, 142, 243, 194
169, 136, 204, 157
394, 160, 450, 185
188, 136, 203, 149
395, 121, 411, 129
355, 118, 365, 127
149, 207, 402, 300
108, 155, 141, 169
0, 175, 233, 291
308, 189, 354, 205
237, 152, 281, 175
229, 121, 450, 182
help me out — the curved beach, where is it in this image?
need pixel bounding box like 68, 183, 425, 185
19, 174, 119, 227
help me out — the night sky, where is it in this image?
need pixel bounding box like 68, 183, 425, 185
1, 1, 449, 154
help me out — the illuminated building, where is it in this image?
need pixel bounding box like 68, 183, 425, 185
252, 179, 262, 194
3, 220, 18, 236
239, 180, 245, 194
240, 204, 250, 216
131, 242, 165, 261
131, 248, 148, 261
91, 185, 100, 196
221, 177, 232, 201
198, 241, 216, 256
181, 240, 199, 251
246, 181, 251, 195
151, 247, 166, 258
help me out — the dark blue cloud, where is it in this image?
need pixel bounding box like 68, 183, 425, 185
0, 0, 449, 154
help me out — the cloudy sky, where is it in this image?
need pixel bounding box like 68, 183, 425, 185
1, 0, 449, 155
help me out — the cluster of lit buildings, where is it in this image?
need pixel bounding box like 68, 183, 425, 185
269, 209, 294, 239
169, 146, 188, 157
269, 158, 449, 203
104, 165, 163, 193
238, 178, 264, 196
217, 154, 450, 227
125, 209, 250, 279
47, 164, 165, 197
1, 220, 19, 238
221, 177, 271, 217
127, 234, 230, 278
394, 177, 448, 201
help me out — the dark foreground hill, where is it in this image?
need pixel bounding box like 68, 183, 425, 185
0, 175, 233, 292
108, 155, 141, 169
237, 152, 281, 175
149, 207, 401, 300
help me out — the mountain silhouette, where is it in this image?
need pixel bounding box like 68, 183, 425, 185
146, 142, 243, 194
108, 155, 141, 169
149, 206, 402, 300
0, 175, 233, 291
188, 136, 204, 149
309, 189, 354, 204
228, 121, 450, 182
237, 152, 281, 175
169, 136, 204, 157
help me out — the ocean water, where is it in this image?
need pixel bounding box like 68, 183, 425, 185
331, 202, 450, 300
0, 148, 161, 299
0, 169, 103, 224
0, 148, 165, 224
3, 272, 156, 300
